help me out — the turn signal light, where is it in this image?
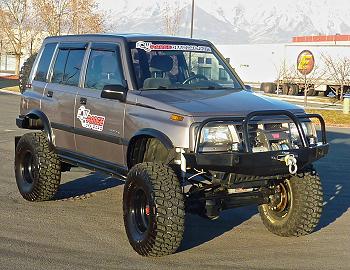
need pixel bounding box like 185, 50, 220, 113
170, 114, 184, 121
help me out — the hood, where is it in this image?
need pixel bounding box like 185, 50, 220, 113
137, 89, 304, 117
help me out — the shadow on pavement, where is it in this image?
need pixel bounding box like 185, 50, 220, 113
316, 130, 350, 231
53, 129, 349, 248
55, 172, 124, 200
179, 206, 257, 252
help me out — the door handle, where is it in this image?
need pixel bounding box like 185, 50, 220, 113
47, 91, 53, 98
80, 97, 87, 105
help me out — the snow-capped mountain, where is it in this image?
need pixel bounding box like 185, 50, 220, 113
108, 0, 350, 44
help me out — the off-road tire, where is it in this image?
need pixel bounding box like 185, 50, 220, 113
19, 53, 37, 93
123, 162, 185, 257
15, 132, 61, 201
260, 82, 276, 94
258, 170, 323, 236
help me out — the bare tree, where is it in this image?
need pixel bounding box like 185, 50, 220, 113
33, 0, 71, 36
70, 0, 104, 34
162, 1, 181, 36
322, 54, 350, 100
33, 0, 104, 36
291, 63, 327, 107
0, 0, 30, 75
274, 60, 295, 94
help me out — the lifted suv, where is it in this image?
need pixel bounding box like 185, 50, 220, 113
15, 34, 329, 256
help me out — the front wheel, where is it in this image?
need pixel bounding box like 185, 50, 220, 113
123, 162, 185, 256
259, 170, 323, 236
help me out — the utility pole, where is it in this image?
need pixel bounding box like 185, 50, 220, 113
190, 0, 195, 38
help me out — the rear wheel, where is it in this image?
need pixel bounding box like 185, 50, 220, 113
123, 162, 185, 256
15, 132, 61, 201
259, 170, 323, 236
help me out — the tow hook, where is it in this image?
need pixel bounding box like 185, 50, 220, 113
275, 154, 298, 174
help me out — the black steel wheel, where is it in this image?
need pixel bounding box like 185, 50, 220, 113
123, 162, 185, 257
259, 170, 323, 236
15, 132, 61, 201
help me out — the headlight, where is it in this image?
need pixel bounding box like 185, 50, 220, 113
198, 124, 240, 152
289, 122, 317, 145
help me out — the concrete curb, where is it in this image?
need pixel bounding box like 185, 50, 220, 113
0, 89, 21, 96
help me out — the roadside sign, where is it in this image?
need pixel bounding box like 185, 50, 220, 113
297, 50, 315, 75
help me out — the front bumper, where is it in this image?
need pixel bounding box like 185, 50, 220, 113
184, 143, 328, 176
185, 110, 329, 176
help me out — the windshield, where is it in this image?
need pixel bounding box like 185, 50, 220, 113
129, 41, 243, 90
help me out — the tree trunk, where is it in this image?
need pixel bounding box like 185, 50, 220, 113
340, 84, 344, 100
15, 54, 21, 76
304, 75, 308, 108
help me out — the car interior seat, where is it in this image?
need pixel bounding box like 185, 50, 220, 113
143, 55, 173, 89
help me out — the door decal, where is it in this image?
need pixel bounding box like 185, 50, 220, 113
77, 105, 106, 131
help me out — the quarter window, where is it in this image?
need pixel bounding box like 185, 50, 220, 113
85, 48, 124, 90
34, 43, 57, 82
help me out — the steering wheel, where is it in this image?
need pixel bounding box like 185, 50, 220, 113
183, 74, 208, 84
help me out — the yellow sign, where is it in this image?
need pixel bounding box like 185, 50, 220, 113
297, 50, 314, 75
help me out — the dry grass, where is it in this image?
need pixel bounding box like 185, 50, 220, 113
306, 109, 350, 127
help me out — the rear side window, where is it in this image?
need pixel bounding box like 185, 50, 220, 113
85, 47, 124, 90
51, 49, 85, 86
34, 43, 57, 82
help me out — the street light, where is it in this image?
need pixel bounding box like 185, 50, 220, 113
190, 0, 195, 38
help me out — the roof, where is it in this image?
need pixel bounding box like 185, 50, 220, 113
44, 33, 210, 45
292, 35, 350, 43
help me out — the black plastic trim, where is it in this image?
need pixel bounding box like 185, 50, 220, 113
131, 128, 174, 149
16, 110, 55, 149
51, 122, 129, 145
56, 148, 128, 179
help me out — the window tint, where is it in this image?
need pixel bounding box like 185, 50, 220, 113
51, 49, 85, 86
51, 50, 68, 84
85, 48, 123, 90
64, 50, 85, 86
34, 43, 57, 82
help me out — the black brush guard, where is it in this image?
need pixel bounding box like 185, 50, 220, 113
184, 110, 329, 176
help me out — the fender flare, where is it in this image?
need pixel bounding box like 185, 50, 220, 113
127, 128, 174, 167
22, 109, 55, 148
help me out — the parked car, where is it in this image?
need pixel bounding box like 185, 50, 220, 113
15, 34, 328, 256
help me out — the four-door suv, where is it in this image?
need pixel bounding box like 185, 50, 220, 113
15, 34, 329, 257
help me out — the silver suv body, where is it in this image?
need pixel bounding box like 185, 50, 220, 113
15, 34, 329, 257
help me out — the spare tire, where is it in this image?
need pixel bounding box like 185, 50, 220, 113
19, 53, 37, 93
260, 82, 277, 94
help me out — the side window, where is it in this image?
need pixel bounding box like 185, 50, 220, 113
51, 50, 69, 84
34, 43, 57, 82
85, 48, 123, 90
51, 49, 85, 86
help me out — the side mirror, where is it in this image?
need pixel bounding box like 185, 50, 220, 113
244, 84, 253, 92
101, 84, 127, 102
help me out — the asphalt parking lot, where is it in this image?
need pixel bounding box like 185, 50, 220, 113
0, 92, 349, 270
